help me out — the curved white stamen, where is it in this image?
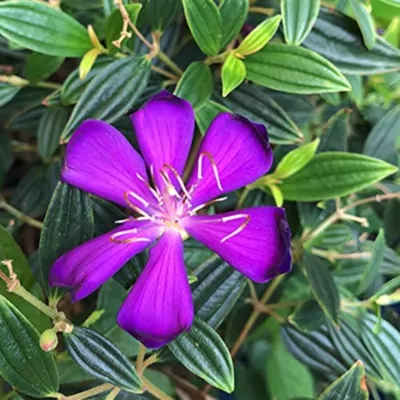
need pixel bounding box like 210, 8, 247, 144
114, 218, 132, 224
162, 164, 192, 201
123, 192, 154, 221
197, 152, 223, 191
110, 234, 152, 244
126, 190, 150, 208
136, 172, 162, 202
160, 170, 182, 199
189, 196, 228, 215
110, 228, 138, 240
221, 214, 250, 243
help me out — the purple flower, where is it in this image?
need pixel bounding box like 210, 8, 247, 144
49, 91, 292, 348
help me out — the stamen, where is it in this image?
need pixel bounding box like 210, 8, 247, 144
220, 214, 250, 243
136, 172, 162, 202
110, 236, 153, 244
114, 218, 133, 224
189, 196, 228, 215
197, 152, 223, 191
123, 192, 154, 220
110, 228, 138, 239
125, 190, 150, 208
162, 164, 192, 201
160, 170, 182, 199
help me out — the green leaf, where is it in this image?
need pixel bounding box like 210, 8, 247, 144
141, 0, 181, 32
168, 318, 234, 392
191, 256, 246, 329
302, 252, 340, 324
357, 229, 386, 294
282, 0, 321, 45
0, 83, 21, 107
219, 0, 249, 48
266, 338, 315, 400
383, 16, 400, 47
349, 0, 375, 50
62, 56, 150, 141
319, 362, 368, 400
221, 54, 246, 97
174, 61, 213, 109
371, 276, 400, 303
327, 313, 383, 381
214, 84, 304, 144
289, 300, 326, 332
182, 0, 222, 56
303, 7, 400, 74
105, 4, 142, 52
346, 75, 364, 107
236, 15, 282, 56
61, 57, 114, 105
0, 1, 92, 57
378, 0, 400, 6
24, 53, 64, 84
64, 326, 143, 392
364, 104, 400, 166
279, 152, 398, 201
244, 44, 351, 94
195, 100, 230, 134
37, 107, 68, 160
273, 138, 320, 179
319, 109, 350, 153
281, 324, 348, 380
0, 295, 59, 398
39, 182, 94, 293
0, 226, 49, 331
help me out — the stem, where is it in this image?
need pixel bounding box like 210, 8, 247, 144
310, 248, 371, 262
305, 193, 400, 244
230, 274, 285, 357
65, 384, 114, 400
142, 353, 159, 370
11, 140, 38, 152
237, 187, 250, 208
0, 198, 44, 229
248, 6, 275, 16
151, 65, 179, 81
35, 81, 61, 90
157, 51, 183, 75
105, 387, 121, 400
142, 377, 174, 400
136, 344, 146, 375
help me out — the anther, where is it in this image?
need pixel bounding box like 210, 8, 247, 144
197, 152, 223, 191
163, 164, 192, 201
109, 228, 152, 244
220, 214, 250, 243
123, 192, 154, 220
189, 196, 228, 215
160, 170, 182, 199
125, 190, 150, 208
136, 172, 162, 202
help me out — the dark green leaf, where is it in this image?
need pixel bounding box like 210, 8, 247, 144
282, 0, 321, 46
0, 1, 92, 57
302, 252, 340, 324
349, 0, 375, 50
61, 57, 114, 105
141, 0, 181, 32
319, 361, 368, 400
357, 229, 385, 294
319, 109, 350, 153
24, 53, 64, 84
39, 182, 94, 293
303, 7, 400, 74
168, 318, 234, 392
279, 152, 398, 201
281, 324, 348, 380
244, 44, 351, 94
0, 295, 59, 397
174, 61, 213, 109
191, 256, 246, 328
62, 56, 151, 141
219, 0, 248, 48
37, 107, 68, 160
182, 0, 222, 56
64, 326, 143, 392
195, 99, 230, 134
289, 300, 326, 332
214, 84, 303, 144
266, 338, 315, 399
364, 104, 400, 166
0, 83, 21, 107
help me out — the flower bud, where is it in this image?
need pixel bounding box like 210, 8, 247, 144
40, 329, 58, 352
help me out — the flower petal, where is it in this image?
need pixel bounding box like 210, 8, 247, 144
181, 207, 291, 283
117, 230, 194, 348
130, 91, 195, 190
186, 113, 273, 207
62, 120, 156, 209
49, 221, 161, 301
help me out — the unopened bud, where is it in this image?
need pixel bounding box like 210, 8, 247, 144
40, 329, 58, 352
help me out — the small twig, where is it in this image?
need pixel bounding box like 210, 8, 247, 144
136, 344, 146, 375
65, 384, 114, 400
0, 197, 43, 229
310, 248, 371, 262
248, 6, 275, 16
142, 353, 159, 370
157, 51, 183, 75
142, 376, 174, 400
105, 387, 121, 400
151, 65, 179, 81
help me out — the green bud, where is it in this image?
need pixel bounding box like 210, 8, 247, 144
40, 329, 58, 352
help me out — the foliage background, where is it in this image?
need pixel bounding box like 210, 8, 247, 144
0, 0, 400, 399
